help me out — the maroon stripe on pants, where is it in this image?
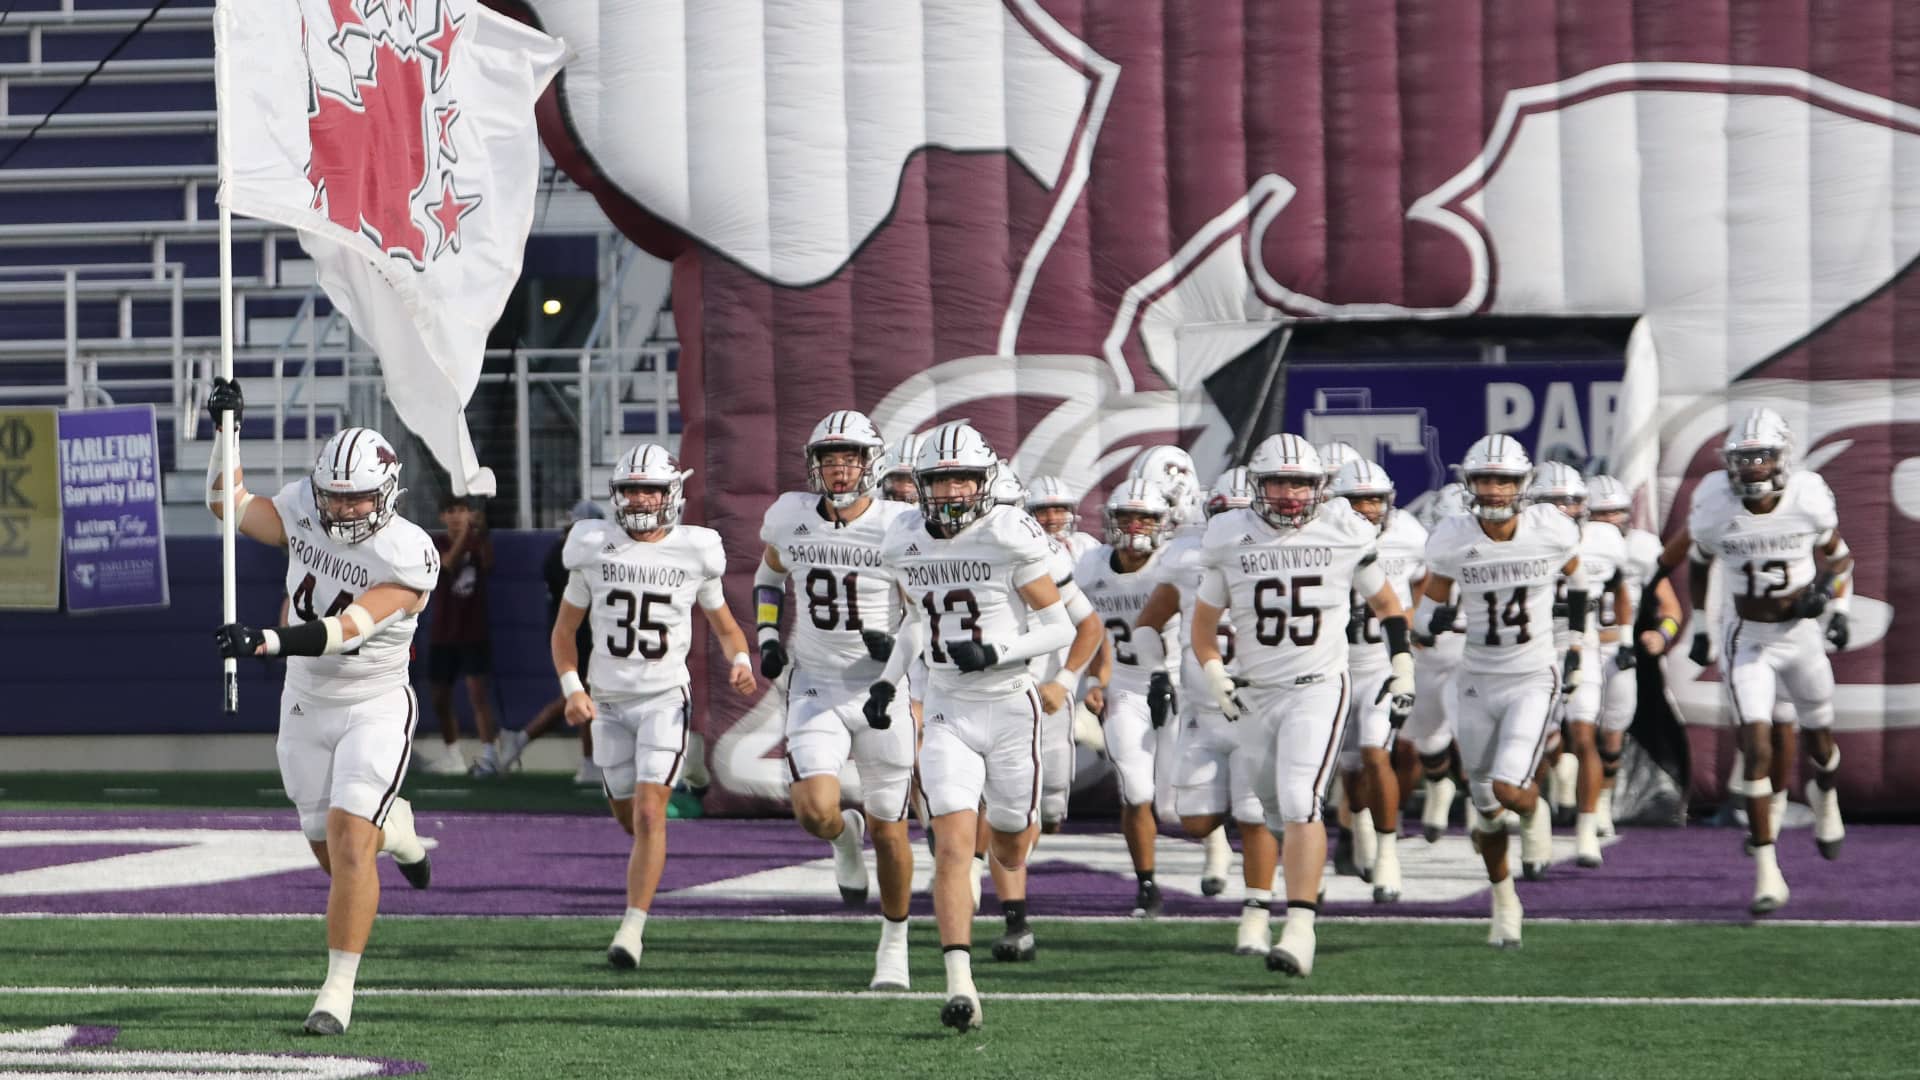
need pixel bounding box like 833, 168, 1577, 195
1307, 673, 1351, 823
372, 687, 418, 827
1522, 665, 1561, 783
1726, 619, 1748, 726
663, 686, 691, 788
1024, 687, 1041, 826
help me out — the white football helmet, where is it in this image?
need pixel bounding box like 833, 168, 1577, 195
914, 422, 999, 537
1331, 458, 1395, 529
1526, 461, 1588, 521
1413, 481, 1473, 530
1722, 407, 1793, 498
1315, 441, 1365, 481
806, 410, 885, 509
1459, 434, 1533, 522
1129, 445, 1201, 525
1104, 477, 1170, 553
1246, 434, 1326, 528
991, 458, 1025, 507
877, 431, 925, 504
609, 443, 690, 533
1587, 474, 1631, 520
310, 428, 403, 545
1205, 466, 1255, 518
1025, 475, 1079, 533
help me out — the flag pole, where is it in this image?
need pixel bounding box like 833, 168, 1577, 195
214, 0, 238, 714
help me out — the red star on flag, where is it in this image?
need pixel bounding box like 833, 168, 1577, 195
417, 4, 465, 92
429, 172, 481, 257
434, 103, 461, 163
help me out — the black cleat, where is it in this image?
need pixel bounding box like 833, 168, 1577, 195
991, 926, 1036, 962
1817, 837, 1843, 861
1265, 945, 1306, 977
838, 884, 870, 907
1200, 874, 1227, 897
1520, 862, 1549, 882
940, 995, 980, 1032
1130, 881, 1163, 919
607, 945, 638, 970
1332, 828, 1360, 877
302, 1011, 345, 1036
396, 852, 431, 890
1423, 823, 1445, 844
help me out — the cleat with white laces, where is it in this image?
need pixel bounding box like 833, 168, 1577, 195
1750, 843, 1790, 915
990, 925, 1036, 963
1371, 832, 1402, 903
1805, 779, 1844, 860
496, 729, 531, 773
1200, 826, 1232, 896
941, 993, 982, 1032
1234, 904, 1271, 956
832, 809, 870, 907
1488, 877, 1523, 949
1574, 813, 1603, 868
869, 921, 910, 990
1265, 919, 1315, 977
379, 797, 432, 890
1520, 803, 1553, 881
1422, 777, 1456, 843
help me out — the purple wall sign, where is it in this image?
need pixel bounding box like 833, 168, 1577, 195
58, 405, 169, 613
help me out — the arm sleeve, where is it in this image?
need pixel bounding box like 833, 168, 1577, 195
878, 603, 924, 685
993, 598, 1075, 665
1059, 578, 1093, 624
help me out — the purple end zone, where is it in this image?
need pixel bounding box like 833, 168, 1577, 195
2, 810, 1916, 922
65, 1026, 118, 1047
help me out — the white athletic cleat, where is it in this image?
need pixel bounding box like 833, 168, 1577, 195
1371, 831, 1402, 903
1353, 813, 1377, 884
1488, 877, 1523, 949
1805, 779, 1844, 860
1266, 916, 1315, 977
1550, 753, 1578, 816
941, 991, 983, 1032
422, 745, 468, 776
1751, 843, 1790, 915
1234, 904, 1272, 956
1421, 776, 1455, 843
572, 759, 604, 786
379, 797, 432, 890
607, 923, 643, 969
496, 729, 531, 772
1520, 803, 1553, 880
1595, 787, 1617, 837
304, 987, 352, 1036
970, 854, 987, 913
869, 920, 910, 990
1200, 826, 1232, 896
832, 809, 871, 907
468, 743, 500, 778
1574, 813, 1603, 869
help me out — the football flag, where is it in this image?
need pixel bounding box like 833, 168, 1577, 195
214, 0, 565, 495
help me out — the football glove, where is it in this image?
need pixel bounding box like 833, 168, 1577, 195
1381, 652, 1415, 728
1614, 645, 1637, 671
1560, 648, 1582, 692
1203, 658, 1242, 720
1826, 611, 1850, 651
863, 681, 896, 730
758, 638, 788, 680
1147, 672, 1176, 729
1689, 631, 1714, 667
947, 640, 998, 674
206, 376, 244, 429
1426, 603, 1458, 639
1791, 577, 1835, 620
861, 629, 895, 663
214, 622, 266, 659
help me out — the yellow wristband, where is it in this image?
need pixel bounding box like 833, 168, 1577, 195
756, 603, 780, 626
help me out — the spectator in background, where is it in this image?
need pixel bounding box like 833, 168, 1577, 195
500, 500, 604, 784
424, 495, 504, 776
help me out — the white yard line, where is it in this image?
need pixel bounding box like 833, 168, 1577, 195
1, 912, 1914, 927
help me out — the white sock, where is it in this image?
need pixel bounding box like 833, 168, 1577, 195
621, 907, 648, 938
880, 915, 909, 945
1577, 811, 1597, 835
1246, 888, 1273, 907
1283, 904, 1316, 935
313, 949, 360, 1025
831, 809, 864, 853
1492, 876, 1518, 905
1377, 829, 1398, 857
943, 947, 975, 997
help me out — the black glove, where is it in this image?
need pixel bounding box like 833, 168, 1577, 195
1561, 648, 1582, 688
1614, 645, 1637, 671
1826, 611, 1851, 651
1147, 671, 1175, 729
207, 376, 244, 430
1377, 678, 1414, 729
1551, 601, 1570, 621
758, 638, 787, 679
861, 629, 895, 663
947, 640, 998, 674
1790, 582, 1833, 620
863, 681, 895, 730
214, 622, 267, 659
1427, 603, 1457, 639
1688, 631, 1713, 667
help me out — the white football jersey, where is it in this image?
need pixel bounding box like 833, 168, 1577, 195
1425, 504, 1581, 675
1152, 534, 1236, 689
1076, 545, 1173, 695
1600, 527, 1664, 631
271, 481, 437, 705
563, 519, 727, 698
1199, 499, 1380, 686
1547, 520, 1626, 649
1053, 530, 1101, 561
1028, 536, 1088, 686
1347, 510, 1428, 673
760, 493, 912, 685
883, 504, 1055, 701
1689, 470, 1838, 602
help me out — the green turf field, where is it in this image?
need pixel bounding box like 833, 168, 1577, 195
0, 772, 684, 814
4, 917, 1916, 1078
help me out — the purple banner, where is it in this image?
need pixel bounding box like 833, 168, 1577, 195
57, 404, 168, 613
1285, 359, 1625, 499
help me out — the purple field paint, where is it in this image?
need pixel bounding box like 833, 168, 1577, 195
2, 811, 1915, 922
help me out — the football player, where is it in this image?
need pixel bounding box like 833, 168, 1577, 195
1075, 478, 1177, 917
1137, 465, 1284, 954
1401, 483, 1472, 844
1024, 477, 1110, 836
1191, 435, 1416, 978
877, 432, 925, 504
1026, 475, 1101, 559
1525, 464, 1634, 869
206, 379, 434, 1036
1585, 474, 1682, 836
1329, 458, 1428, 902
551, 444, 757, 968
754, 411, 918, 989
872, 423, 1076, 1032
1419, 436, 1584, 948
1641, 408, 1852, 915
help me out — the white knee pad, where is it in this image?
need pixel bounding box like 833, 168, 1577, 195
1799, 701, 1836, 732
300, 810, 330, 843
984, 801, 1035, 835
1468, 781, 1501, 819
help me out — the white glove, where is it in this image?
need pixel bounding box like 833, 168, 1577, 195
1071, 704, 1107, 754
1384, 652, 1415, 727
1203, 658, 1241, 720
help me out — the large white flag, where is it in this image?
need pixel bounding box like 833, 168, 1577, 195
215, 0, 565, 495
